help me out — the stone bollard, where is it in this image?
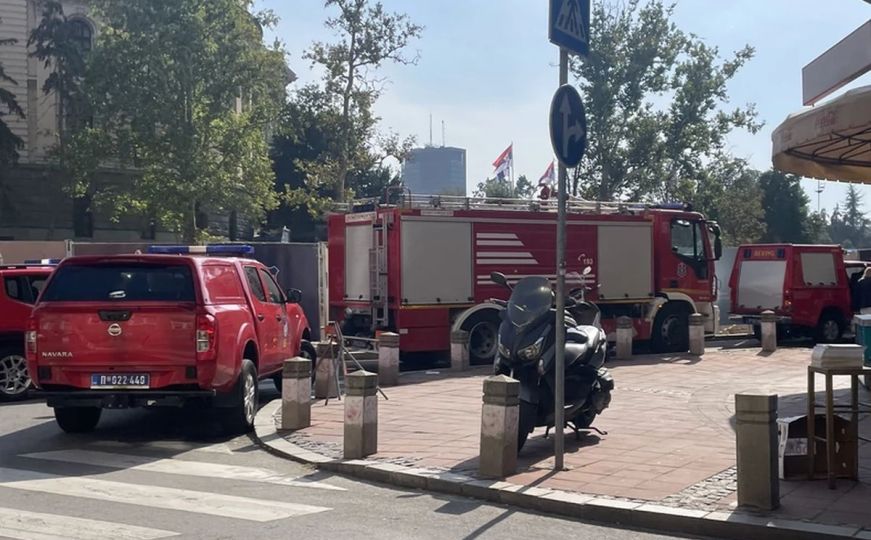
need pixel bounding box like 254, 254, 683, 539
344, 371, 378, 459
735, 393, 779, 510
451, 330, 470, 371
377, 332, 400, 387
280, 358, 311, 431
314, 342, 339, 399
615, 316, 633, 360
689, 313, 705, 356
479, 375, 520, 478
761, 310, 777, 352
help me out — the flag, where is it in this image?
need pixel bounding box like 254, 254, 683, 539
492, 144, 513, 181
538, 161, 555, 186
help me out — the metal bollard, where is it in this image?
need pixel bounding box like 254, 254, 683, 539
479, 375, 520, 478
615, 316, 633, 360
314, 342, 339, 399
377, 332, 400, 387
689, 313, 705, 356
280, 358, 311, 431
761, 310, 777, 353
344, 371, 378, 459
735, 393, 780, 510
451, 330, 470, 371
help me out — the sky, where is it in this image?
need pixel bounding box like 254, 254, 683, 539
260, 0, 871, 213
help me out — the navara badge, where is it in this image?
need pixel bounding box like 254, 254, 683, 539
108, 323, 123, 337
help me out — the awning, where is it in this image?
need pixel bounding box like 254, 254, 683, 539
772, 85, 871, 183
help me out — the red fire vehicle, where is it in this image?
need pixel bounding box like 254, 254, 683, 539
328, 196, 723, 362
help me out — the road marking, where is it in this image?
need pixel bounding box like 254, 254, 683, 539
22, 449, 344, 491
0, 507, 177, 540
99, 440, 233, 454
0, 467, 331, 522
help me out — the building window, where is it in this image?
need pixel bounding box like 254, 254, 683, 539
68, 19, 93, 54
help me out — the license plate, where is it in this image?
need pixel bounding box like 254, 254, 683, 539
90, 373, 150, 389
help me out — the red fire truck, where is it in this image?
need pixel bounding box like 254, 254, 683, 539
328, 196, 723, 362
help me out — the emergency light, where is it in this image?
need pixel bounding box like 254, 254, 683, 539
23, 259, 62, 265
147, 244, 255, 256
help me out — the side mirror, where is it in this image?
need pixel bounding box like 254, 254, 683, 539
286, 288, 302, 304
490, 272, 510, 290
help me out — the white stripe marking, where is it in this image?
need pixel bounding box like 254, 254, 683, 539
475, 233, 518, 239
99, 441, 232, 455
476, 259, 538, 265
22, 450, 345, 491
0, 507, 177, 540
476, 251, 534, 258
0, 467, 330, 522
476, 240, 524, 247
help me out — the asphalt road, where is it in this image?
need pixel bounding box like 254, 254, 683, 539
0, 384, 701, 540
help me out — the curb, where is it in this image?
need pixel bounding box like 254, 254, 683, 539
253, 400, 866, 540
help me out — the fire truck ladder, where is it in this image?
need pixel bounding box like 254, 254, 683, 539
369, 213, 391, 330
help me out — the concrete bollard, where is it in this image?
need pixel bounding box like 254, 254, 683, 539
479, 375, 520, 478
280, 358, 311, 431
761, 310, 777, 352
344, 371, 378, 459
451, 330, 470, 371
314, 342, 339, 399
689, 313, 705, 356
615, 316, 633, 360
377, 332, 400, 387
735, 393, 779, 510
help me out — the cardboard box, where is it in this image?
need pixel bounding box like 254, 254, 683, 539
777, 414, 856, 480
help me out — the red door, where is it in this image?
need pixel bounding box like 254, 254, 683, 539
243, 266, 282, 376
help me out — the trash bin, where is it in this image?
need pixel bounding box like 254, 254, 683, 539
853, 314, 871, 387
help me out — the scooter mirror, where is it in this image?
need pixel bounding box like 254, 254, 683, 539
490, 272, 510, 289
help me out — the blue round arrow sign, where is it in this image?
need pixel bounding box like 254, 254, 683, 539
549, 84, 587, 168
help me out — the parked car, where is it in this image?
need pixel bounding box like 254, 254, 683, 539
0, 263, 54, 401
26, 245, 315, 433
729, 244, 867, 343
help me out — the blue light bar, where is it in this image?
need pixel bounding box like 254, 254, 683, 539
147, 244, 255, 256
23, 258, 62, 265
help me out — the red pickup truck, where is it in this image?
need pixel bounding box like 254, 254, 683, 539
26, 245, 315, 434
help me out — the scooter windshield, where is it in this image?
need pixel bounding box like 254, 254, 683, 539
507, 276, 553, 327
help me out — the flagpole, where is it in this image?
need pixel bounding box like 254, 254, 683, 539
511, 142, 515, 197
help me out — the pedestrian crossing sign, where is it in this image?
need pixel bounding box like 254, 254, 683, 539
549, 0, 590, 57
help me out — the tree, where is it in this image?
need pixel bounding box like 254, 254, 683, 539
829, 185, 870, 248
570, 0, 761, 201
81, 0, 288, 241
758, 170, 816, 243
474, 177, 512, 199
0, 17, 24, 169
693, 158, 764, 245
299, 0, 422, 203
514, 175, 535, 199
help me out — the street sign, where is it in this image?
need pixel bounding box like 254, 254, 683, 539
549, 0, 590, 57
549, 84, 587, 168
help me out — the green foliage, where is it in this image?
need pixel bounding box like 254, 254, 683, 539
571, 0, 761, 201
515, 175, 535, 199
0, 17, 24, 169
295, 0, 422, 203
829, 186, 871, 248
79, 0, 288, 240
758, 170, 816, 243
694, 158, 764, 245
473, 177, 513, 199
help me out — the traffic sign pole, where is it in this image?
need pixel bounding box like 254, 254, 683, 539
554, 48, 568, 472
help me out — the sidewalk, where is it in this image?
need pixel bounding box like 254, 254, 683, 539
254, 345, 871, 539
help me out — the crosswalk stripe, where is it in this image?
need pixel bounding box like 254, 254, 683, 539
98, 440, 233, 455
0, 467, 330, 522
21, 450, 345, 491
0, 507, 177, 540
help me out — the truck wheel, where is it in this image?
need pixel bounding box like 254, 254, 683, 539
0, 346, 30, 402
54, 407, 102, 433
273, 340, 318, 392
221, 359, 258, 435
464, 313, 499, 365
816, 312, 843, 344
518, 401, 537, 452
652, 303, 690, 353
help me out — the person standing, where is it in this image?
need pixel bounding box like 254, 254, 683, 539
859, 268, 871, 315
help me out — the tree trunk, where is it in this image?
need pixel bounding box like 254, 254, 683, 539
337, 28, 358, 203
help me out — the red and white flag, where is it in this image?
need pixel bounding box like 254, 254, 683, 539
538, 161, 555, 186
492, 144, 513, 180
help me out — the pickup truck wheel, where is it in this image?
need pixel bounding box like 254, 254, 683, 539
221, 359, 258, 434
54, 407, 102, 433
0, 346, 30, 402
816, 312, 843, 344
273, 341, 317, 393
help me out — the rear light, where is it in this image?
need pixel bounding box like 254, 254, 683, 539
783, 291, 793, 313
196, 312, 217, 357
25, 318, 37, 357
